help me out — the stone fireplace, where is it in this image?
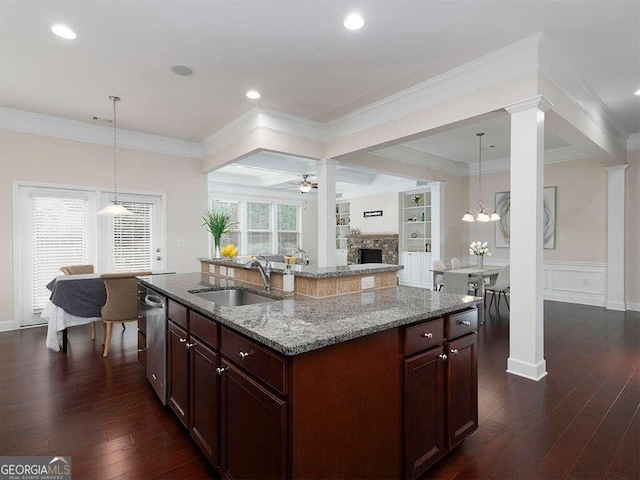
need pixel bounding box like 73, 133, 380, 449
347, 234, 399, 265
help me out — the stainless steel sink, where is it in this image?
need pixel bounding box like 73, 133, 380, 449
191, 288, 278, 307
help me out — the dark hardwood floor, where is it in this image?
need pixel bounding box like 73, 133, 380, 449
1, 301, 638, 479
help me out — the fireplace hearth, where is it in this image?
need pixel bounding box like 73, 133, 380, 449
347, 234, 399, 265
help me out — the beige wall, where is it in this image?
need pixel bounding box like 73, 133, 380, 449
467, 157, 608, 263
626, 150, 640, 307
350, 193, 399, 234
0, 129, 208, 325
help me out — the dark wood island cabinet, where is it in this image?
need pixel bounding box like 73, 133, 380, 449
138, 277, 479, 479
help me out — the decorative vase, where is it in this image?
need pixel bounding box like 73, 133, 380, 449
213, 243, 221, 259
476, 255, 484, 269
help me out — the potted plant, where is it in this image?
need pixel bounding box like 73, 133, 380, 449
202, 210, 236, 258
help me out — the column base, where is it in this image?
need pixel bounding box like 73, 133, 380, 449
506, 357, 547, 381
606, 301, 627, 311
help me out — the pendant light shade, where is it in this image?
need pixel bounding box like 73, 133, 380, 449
462, 132, 500, 223
97, 96, 132, 216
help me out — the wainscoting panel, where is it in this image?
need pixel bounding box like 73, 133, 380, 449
464, 258, 608, 307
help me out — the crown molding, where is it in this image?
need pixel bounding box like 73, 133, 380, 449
322, 33, 543, 141
468, 145, 589, 175
537, 36, 630, 149
627, 133, 640, 151
504, 95, 553, 114
200, 107, 324, 158
0, 107, 201, 159
603, 164, 629, 173
371, 145, 469, 177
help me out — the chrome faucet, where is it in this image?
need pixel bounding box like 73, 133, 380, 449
247, 256, 272, 290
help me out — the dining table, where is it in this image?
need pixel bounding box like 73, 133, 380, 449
430, 265, 502, 324
42, 273, 106, 352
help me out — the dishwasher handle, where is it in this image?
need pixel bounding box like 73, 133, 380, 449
144, 295, 165, 309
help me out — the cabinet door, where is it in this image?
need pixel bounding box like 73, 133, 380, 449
407, 253, 422, 285
190, 339, 219, 469
419, 253, 433, 289
404, 346, 446, 479
446, 333, 478, 448
220, 360, 287, 480
398, 252, 409, 283
168, 321, 190, 427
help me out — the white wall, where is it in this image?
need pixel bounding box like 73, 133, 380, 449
626, 149, 640, 310
349, 193, 399, 234
0, 129, 208, 328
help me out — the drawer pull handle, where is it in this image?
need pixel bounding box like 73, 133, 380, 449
138, 290, 144, 295
239, 351, 253, 359
151, 373, 157, 380
186, 343, 195, 349
458, 320, 471, 326
179, 338, 187, 343
137, 315, 144, 319
216, 367, 229, 375
137, 348, 147, 352
438, 354, 448, 361
450, 348, 459, 355
421, 332, 433, 338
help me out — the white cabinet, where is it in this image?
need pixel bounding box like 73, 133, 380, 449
335, 202, 350, 250
399, 252, 432, 289
336, 248, 348, 266
398, 185, 443, 289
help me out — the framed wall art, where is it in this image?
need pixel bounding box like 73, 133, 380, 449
495, 186, 556, 249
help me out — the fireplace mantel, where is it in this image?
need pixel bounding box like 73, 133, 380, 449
347, 234, 399, 265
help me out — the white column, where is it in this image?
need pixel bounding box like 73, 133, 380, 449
317, 159, 337, 268
605, 165, 628, 311
430, 182, 446, 261
505, 95, 552, 381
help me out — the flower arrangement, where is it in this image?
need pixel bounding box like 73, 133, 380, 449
202, 209, 237, 256
410, 194, 423, 206
469, 241, 491, 256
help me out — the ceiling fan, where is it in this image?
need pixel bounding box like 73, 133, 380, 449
298, 174, 318, 193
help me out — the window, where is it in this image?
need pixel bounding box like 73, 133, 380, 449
31, 195, 88, 312
247, 202, 272, 255
277, 204, 299, 254
210, 197, 301, 256
16, 183, 165, 328
112, 201, 154, 272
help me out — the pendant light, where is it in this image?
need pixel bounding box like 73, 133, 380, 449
97, 96, 133, 215
462, 132, 500, 222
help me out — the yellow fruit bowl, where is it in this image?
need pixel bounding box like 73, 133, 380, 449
220, 244, 238, 259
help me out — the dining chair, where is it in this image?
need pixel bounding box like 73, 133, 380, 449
100, 271, 152, 357
450, 258, 479, 295
433, 259, 446, 291
59, 264, 98, 340
484, 264, 510, 311
59, 264, 95, 275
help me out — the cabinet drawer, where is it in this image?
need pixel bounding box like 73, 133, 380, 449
446, 309, 478, 340
221, 327, 287, 395
190, 310, 218, 349
137, 330, 147, 370
404, 318, 444, 356
168, 299, 188, 329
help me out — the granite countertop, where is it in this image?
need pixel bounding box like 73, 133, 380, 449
138, 272, 481, 356
198, 257, 402, 278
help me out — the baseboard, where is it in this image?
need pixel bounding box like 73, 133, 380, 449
0, 320, 15, 332
606, 301, 627, 311
626, 302, 640, 312
506, 357, 548, 381
543, 291, 606, 307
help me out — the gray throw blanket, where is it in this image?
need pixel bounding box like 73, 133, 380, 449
443, 271, 470, 295
46, 277, 107, 318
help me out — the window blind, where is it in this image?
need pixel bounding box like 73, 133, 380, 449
277, 204, 299, 254
112, 202, 154, 272
212, 200, 240, 250
32, 196, 88, 312
247, 202, 272, 255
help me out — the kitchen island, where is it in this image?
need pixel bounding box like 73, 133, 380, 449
137, 272, 481, 479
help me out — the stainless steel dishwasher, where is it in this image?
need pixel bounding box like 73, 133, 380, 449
141, 286, 168, 405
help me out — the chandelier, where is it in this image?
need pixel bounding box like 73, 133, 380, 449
97, 96, 132, 215
462, 132, 500, 222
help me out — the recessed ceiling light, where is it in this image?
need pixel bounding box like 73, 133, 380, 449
246, 90, 261, 100
635, 89, 640, 96
344, 13, 365, 31
171, 65, 193, 76
51, 24, 76, 40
